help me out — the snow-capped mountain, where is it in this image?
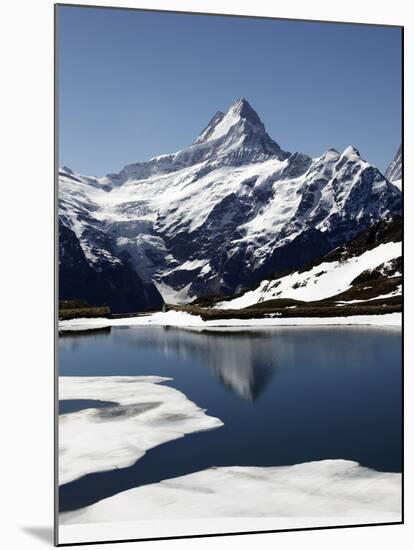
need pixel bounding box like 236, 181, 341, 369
59, 98, 402, 309
385, 144, 402, 191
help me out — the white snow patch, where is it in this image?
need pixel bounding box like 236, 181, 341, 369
61, 459, 401, 524
200, 262, 212, 276
162, 259, 208, 276
59, 376, 223, 485
179, 259, 208, 271
155, 282, 194, 305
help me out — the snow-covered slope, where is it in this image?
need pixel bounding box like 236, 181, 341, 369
217, 242, 401, 309
59, 98, 402, 305
59, 168, 163, 313
385, 144, 402, 191
216, 218, 402, 309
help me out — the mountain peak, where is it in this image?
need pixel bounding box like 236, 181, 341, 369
233, 96, 249, 107
343, 145, 360, 157
229, 97, 259, 118
321, 148, 340, 162
194, 97, 266, 145
61, 165, 74, 174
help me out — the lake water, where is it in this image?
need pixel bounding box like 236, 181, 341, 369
59, 325, 402, 512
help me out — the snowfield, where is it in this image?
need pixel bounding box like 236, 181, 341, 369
59, 376, 223, 485
216, 241, 402, 309
59, 310, 401, 332
61, 459, 401, 525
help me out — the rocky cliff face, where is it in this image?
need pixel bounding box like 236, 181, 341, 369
59, 220, 163, 314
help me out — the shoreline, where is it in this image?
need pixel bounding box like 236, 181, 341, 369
59, 310, 402, 332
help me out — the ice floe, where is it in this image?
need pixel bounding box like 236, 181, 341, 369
59, 376, 223, 485
61, 459, 401, 524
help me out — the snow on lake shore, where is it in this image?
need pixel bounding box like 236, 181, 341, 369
59, 311, 402, 332
59, 376, 223, 485
61, 459, 401, 525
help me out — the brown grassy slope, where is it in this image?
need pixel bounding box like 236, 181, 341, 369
58, 300, 110, 320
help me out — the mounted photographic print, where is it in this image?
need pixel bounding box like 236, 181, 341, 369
55, 3, 403, 546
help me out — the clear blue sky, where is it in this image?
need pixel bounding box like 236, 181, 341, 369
58, 5, 402, 176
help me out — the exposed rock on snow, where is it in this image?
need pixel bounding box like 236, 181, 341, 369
61, 459, 401, 524
59, 376, 223, 485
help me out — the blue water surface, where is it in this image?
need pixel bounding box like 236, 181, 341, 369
59, 325, 402, 511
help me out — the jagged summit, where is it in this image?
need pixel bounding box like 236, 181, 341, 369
320, 148, 340, 162
195, 98, 258, 145
194, 97, 272, 146
61, 165, 74, 174
191, 97, 288, 164
228, 97, 264, 126
342, 145, 361, 158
